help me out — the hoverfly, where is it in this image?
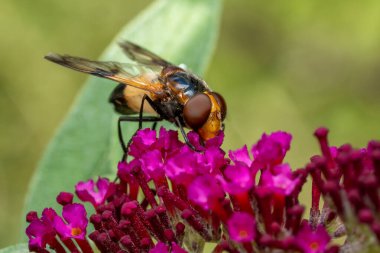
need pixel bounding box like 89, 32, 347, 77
45, 41, 227, 158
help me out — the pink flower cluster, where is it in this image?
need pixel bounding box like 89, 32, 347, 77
26, 193, 92, 253
25, 127, 380, 253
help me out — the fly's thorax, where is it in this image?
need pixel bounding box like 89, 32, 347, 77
137, 72, 166, 100
160, 66, 226, 140
164, 70, 209, 104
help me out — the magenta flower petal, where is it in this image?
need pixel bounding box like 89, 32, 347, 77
229, 145, 252, 167
165, 146, 201, 184
53, 203, 88, 240
187, 130, 224, 151
222, 163, 254, 194
26, 208, 58, 251
26, 218, 56, 251
330, 146, 338, 158
53, 216, 73, 240
75, 177, 115, 207
41, 208, 58, 223
260, 164, 298, 196
118, 159, 141, 182
270, 131, 292, 150
251, 131, 292, 167
205, 131, 224, 149
295, 223, 331, 253
157, 127, 184, 153
227, 212, 256, 242
62, 203, 88, 228
203, 147, 227, 174
129, 128, 157, 158
149, 242, 169, 253
271, 163, 292, 175
187, 131, 205, 151
188, 175, 224, 210
140, 149, 164, 179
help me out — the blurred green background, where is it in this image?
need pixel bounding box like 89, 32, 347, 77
1, 0, 380, 248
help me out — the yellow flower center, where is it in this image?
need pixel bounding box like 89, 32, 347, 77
239, 230, 248, 239
71, 227, 82, 236
309, 241, 319, 250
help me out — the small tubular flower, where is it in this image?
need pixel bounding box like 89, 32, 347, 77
221, 163, 254, 195
187, 174, 225, 210
26, 209, 57, 252
75, 177, 115, 208
227, 212, 256, 243
294, 223, 331, 253
260, 164, 299, 196
53, 204, 88, 240
251, 131, 292, 168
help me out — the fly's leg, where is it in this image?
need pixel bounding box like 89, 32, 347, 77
152, 121, 158, 131
174, 117, 200, 152
118, 116, 162, 161
118, 94, 162, 161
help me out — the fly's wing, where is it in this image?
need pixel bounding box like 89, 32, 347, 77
118, 41, 173, 67
44, 53, 164, 94
119, 41, 208, 90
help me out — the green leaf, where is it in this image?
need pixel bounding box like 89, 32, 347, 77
21, 0, 222, 240
0, 244, 28, 253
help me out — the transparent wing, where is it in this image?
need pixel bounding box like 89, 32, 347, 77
44, 53, 164, 94
118, 41, 173, 67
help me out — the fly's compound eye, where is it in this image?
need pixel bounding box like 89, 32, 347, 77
211, 92, 227, 120
183, 93, 212, 129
